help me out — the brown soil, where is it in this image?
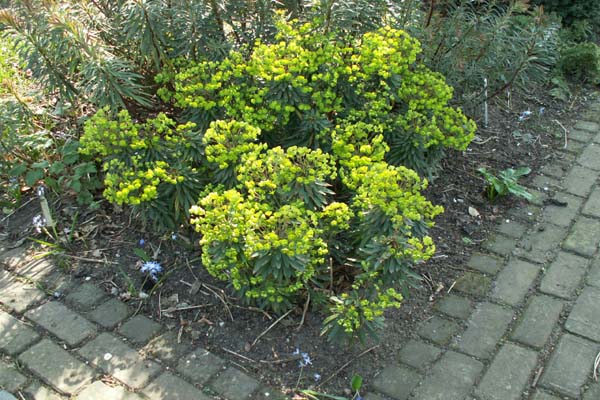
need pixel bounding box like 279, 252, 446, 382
1, 85, 595, 399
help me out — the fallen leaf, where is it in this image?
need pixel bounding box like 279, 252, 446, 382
468, 206, 480, 218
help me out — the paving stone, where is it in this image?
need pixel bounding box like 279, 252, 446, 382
75, 381, 143, 400
434, 294, 473, 319
519, 223, 567, 264
417, 315, 460, 345
363, 393, 388, 400
564, 139, 586, 154
587, 257, 600, 288
0, 391, 17, 400
565, 286, 600, 342
584, 110, 600, 123
531, 390, 563, 400
23, 381, 63, 400
569, 128, 594, 142
574, 121, 600, 132
0, 246, 29, 269
89, 298, 131, 328
542, 192, 583, 227
398, 339, 442, 371
466, 252, 503, 275
25, 301, 95, 347
583, 383, 600, 400
78, 332, 160, 389
527, 188, 549, 207
0, 310, 40, 355
495, 219, 527, 239
453, 302, 513, 359
582, 186, 600, 217
530, 175, 562, 192
507, 204, 542, 223
483, 234, 518, 257
176, 347, 225, 384
143, 372, 211, 400
562, 165, 597, 197
475, 343, 537, 400
453, 272, 491, 297
539, 163, 568, 179
577, 143, 600, 170
252, 386, 289, 400
540, 334, 599, 398
412, 351, 483, 400
119, 315, 162, 344
142, 331, 192, 364
563, 217, 600, 257
65, 283, 106, 310
0, 269, 46, 313
18, 339, 95, 395
512, 295, 564, 349
209, 367, 261, 400
372, 364, 420, 400
540, 252, 588, 299
0, 360, 27, 392
491, 258, 540, 306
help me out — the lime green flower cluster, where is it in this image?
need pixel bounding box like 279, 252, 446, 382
165, 19, 476, 175
190, 119, 442, 342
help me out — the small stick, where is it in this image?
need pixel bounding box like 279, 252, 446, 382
161, 304, 210, 313
594, 351, 600, 381
259, 355, 302, 364
317, 345, 380, 388
447, 281, 457, 293
531, 366, 544, 387
158, 289, 162, 320
251, 309, 293, 348
63, 254, 118, 264
223, 347, 256, 363
554, 119, 568, 149
179, 279, 193, 288
297, 293, 310, 331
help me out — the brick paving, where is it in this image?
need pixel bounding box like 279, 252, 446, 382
2, 99, 600, 399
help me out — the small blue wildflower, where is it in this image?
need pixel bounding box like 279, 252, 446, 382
171, 233, 177, 240
140, 261, 163, 282
32, 214, 46, 233
313, 373, 321, 382
539, 107, 545, 115
518, 110, 532, 121
355, 396, 363, 400
139, 238, 145, 246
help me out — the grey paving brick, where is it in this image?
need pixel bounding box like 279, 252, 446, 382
530, 175, 562, 192
209, 367, 261, 400
564, 139, 586, 154
483, 234, 518, 257
0, 246, 29, 269
531, 390, 563, 400
563, 216, 600, 257
582, 186, 600, 217
18, 339, 95, 395
0, 269, 46, 313
0, 360, 27, 392
119, 315, 162, 344
435, 294, 473, 320
453, 272, 491, 297
562, 165, 597, 197
583, 383, 600, 400
75, 381, 143, 400
398, 339, 442, 371
587, 257, 600, 288
565, 286, 600, 342
89, 298, 130, 328
363, 393, 388, 400
253, 386, 289, 400
177, 347, 225, 384
372, 364, 420, 400
412, 351, 483, 400
0, 310, 40, 355
539, 163, 568, 179
475, 343, 537, 400
491, 258, 540, 306
507, 204, 542, 223
540, 334, 599, 398
569, 128, 594, 142
453, 302, 513, 359
143, 372, 211, 400
574, 121, 600, 132
417, 315, 460, 345
466, 252, 503, 275
78, 332, 160, 389
65, 283, 106, 310
496, 220, 527, 239
0, 391, 17, 400
142, 331, 191, 364
542, 192, 583, 227
512, 295, 564, 349
518, 223, 567, 264
25, 301, 95, 347
540, 252, 588, 299
577, 143, 600, 170
527, 188, 549, 207
23, 381, 63, 400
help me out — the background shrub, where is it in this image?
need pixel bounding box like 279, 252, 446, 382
558, 42, 600, 83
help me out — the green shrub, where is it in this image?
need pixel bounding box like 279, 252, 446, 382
191, 119, 443, 343
162, 21, 475, 176
533, 0, 600, 31
558, 42, 600, 83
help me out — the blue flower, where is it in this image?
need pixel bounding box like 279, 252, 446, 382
140, 261, 163, 282
32, 214, 46, 233
171, 233, 177, 240
313, 373, 321, 382
139, 238, 145, 246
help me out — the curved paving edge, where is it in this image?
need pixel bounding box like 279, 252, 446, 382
363, 98, 600, 400
0, 252, 287, 399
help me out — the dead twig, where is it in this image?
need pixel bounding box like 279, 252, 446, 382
161, 304, 210, 313
63, 254, 118, 264
553, 119, 568, 149
297, 292, 310, 331
594, 351, 600, 381
447, 280, 457, 294
223, 347, 256, 363
251, 309, 294, 348
259, 355, 302, 364
531, 366, 544, 388
317, 345, 380, 388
